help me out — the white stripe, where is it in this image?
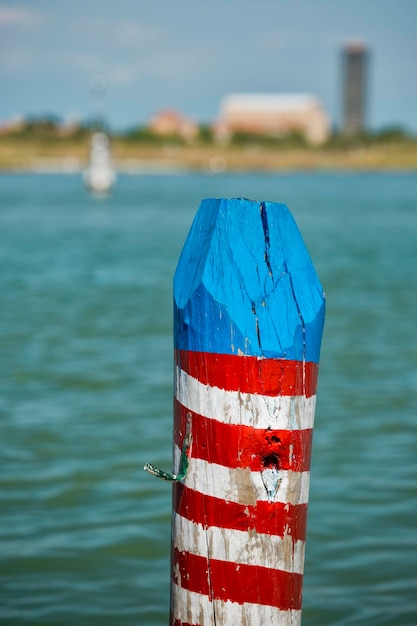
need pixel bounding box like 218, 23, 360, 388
171, 584, 302, 626
175, 366, 316, 430
174, 446, 310, 505
173, 513, 305, 574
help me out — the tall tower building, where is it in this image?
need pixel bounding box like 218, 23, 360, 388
342, 43, 369, 135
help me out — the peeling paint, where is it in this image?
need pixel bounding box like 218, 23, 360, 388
234, 467, 257, 505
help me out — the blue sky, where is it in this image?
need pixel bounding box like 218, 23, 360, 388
1, 0, 416, 132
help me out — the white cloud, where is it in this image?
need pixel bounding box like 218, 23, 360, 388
58, 49, 136, 91
75, 16, 164, 48
141, 46, 221, 83
0, 5, 45, 27
107, 64, 136, 86
111, 19, 164, 47
66, 51, 103, 74
64, 52, 136, 86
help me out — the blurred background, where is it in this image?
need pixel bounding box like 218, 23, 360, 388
1, 1, 417, 625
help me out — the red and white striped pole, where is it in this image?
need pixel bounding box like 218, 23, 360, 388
147, 197, 325, 625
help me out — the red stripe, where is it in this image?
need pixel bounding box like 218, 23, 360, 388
173, 484, 308, 541
175, 349, 318, 398
174, 400, 312, 472
172, 547, 303, 610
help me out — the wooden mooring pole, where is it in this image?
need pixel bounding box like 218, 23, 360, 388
146, 197, 325, 625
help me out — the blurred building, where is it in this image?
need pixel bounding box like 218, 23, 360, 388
342, 42, 369, 135
0, 116, 26, 135
148, 109, 198, 142
214, 93, 330, 144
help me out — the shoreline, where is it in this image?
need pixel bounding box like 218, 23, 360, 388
1, 139, 416, 173
2, 162, 417, 176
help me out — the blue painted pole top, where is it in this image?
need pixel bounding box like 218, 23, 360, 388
174, 197, 325, 363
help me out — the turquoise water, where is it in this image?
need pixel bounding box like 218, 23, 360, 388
1, 171, 416, 625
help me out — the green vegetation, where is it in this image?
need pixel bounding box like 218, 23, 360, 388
229, 130, 309, 148
2, 117, 90, 142
1, 117, 416, 171
323, 126, 415, 149
197, 124, 214, 144
2, 116, 415, 146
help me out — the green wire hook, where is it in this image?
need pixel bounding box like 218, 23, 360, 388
143, 412, 192, 482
